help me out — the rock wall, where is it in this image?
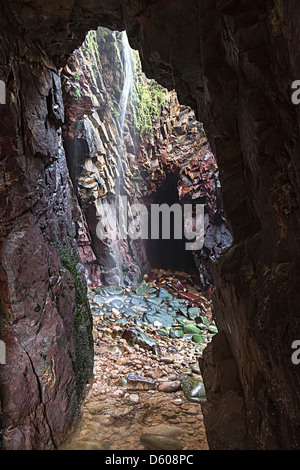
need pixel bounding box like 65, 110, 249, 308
123, 0, 300, 449
0, 0, 299, 450
138, 93, 232, 296
0, 3, 94, 450
62, 27, 231, 295
62, 28, 151, 288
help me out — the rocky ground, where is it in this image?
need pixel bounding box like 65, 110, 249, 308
59, 269, 214, 451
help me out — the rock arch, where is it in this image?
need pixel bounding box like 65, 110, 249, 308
0, 0, 299, 450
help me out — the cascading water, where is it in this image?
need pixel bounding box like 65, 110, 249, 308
115, 31, 134, 198
95, 31, 134, 250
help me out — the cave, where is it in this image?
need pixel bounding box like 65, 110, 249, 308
145, 171, 198, 273
0, 0, 300, 452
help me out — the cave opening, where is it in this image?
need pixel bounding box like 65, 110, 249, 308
145, 170, 197, 273
62, 26, 232, 293
58, 26, 231, 451
0, 0, 298, 453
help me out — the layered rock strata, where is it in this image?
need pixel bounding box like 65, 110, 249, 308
0, 30, 93, 450
62, 27, 230, 296
62, 28, 150, 288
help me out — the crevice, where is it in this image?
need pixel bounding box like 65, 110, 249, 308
23, 348, 56, 449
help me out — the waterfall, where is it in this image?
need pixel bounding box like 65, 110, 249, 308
115, 31, 134, 197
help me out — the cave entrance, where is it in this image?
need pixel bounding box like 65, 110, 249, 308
60, 26, 230, 452
146, 170, 197, 273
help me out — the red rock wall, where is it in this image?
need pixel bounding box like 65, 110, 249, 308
124, 0, 300, 449
62, 28, 151, 288
0, 5, 94, 449
62, 29, 231, 295
137, 92, 232, 296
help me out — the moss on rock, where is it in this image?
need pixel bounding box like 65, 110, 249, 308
58, 242, 94, 402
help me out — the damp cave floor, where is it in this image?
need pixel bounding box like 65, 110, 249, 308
59, 269, 214, 451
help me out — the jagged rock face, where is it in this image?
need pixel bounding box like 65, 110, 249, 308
62, 27, 231, 294
0, 0, 299, 451
62, 28, 151, 287
0, 51, 94, 449
139, 94, 232, 296
0, 3, 95, 450
123, 0, 300, 450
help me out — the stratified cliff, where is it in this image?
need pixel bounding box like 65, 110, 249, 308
62, 27, 230, 295
0, 4, 94, 449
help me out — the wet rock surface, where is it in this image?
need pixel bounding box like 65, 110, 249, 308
62, 28, 151, 287
59, 270, 210, 451
62, 27, 231, 297
1, 0, 299, 452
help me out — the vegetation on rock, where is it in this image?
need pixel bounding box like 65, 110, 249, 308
58, 242, 94, 401
131, 50, 171, 137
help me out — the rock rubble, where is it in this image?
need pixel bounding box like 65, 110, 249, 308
59, 269, 211, 450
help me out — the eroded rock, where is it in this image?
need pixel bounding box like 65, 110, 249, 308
127, 373, 156, 391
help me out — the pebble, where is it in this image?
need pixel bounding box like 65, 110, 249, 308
190, 362, 201, 374
157, 381, 181, 393
110, 372, 119, 379
99, 415, 114, 426
112, 390, 125, 398
127, 373, 156, 391
140, 434, 183, 450
128, 394, 140, 404
160, 356, 174, 364
162, 410, 178, 419
168, 418, 181, 424
142, 424, 184, 437
59, 269, 210, 451
186, 417, 197, 424
168, 373, 178, 381
144, 372, 156, 379
185, 409, 199, 415
172, 399, 183, 405
85, 403, 106, 414
173, 363, 182, 369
